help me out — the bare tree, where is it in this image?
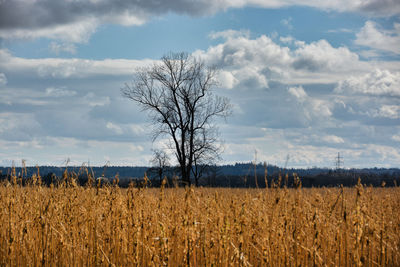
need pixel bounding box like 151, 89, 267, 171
150, 149, 170, 185
191, 127, 222, 186
122, 52, 231, 185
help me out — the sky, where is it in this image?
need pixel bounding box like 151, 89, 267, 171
0, 0, 399, 168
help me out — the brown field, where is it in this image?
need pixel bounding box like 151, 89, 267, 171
0, 181, 399, 266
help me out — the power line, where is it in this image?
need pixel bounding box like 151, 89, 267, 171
335, 152, 343, 170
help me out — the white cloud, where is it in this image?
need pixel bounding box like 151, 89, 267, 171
287, 86, 333, 125
375, 105, 400, 119
392, 134, 400, 142
106, 122, 123, 135
311, 99, 332, 118
217, 71, 239, 89
83, 93, 110, 107
0, 49, 153, 78
223, 125, 400, 168
0, 113, 41, 140
322, 135, 344, 144
357, 49, 382, 59
49, 42, 77, 55
279, 36, 294, 44
292, 39, 359, 72
0, 73, 7, 86
363, 144, 400, 163
288, 86, 307, 102
327, 28, 353, 33
335, 69, 400, 97
128, 124, 146, 136
209, 29, 250, 40
129, 144, 144, 152
355, 21, 400, 54
281, 17, 293, 30
195, 32, 373, 87
45, 87, 77, 97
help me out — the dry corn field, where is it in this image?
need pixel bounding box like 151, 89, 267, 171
0, 182, 399, 266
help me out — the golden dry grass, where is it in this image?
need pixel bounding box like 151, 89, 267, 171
0, 181, 399, 266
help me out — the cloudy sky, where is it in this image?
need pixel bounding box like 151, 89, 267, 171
0, 0, 399, 168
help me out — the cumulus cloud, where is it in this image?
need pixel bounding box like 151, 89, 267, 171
355, 21, 400, 54
292, 40, 359, 72
0, 0, 398, 43
195, 31, 371, 87
335, 69, 400, 97
217, 71, 239, 89
198, 31, 292, 68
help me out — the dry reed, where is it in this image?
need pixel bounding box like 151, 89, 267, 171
0, 178, 399, 266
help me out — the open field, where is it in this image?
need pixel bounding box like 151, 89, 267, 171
0, 182, 399, 266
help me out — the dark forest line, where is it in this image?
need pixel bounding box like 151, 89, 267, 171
0, 163, 399, 188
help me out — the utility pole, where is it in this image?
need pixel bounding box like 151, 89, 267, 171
335, 152, 343, 171
254, 149, 259, 188
284, 154, 290, 187
284, 154, 290, 170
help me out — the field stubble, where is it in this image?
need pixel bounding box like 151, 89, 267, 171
0, 180, 399, 266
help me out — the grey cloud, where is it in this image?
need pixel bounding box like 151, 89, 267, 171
0, 0, 216, 31
1, 0, 398, 31
292, 58, 324, 72
358, 0, 400, 17
1, 0, 399, 43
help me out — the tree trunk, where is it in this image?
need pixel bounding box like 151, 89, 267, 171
180, 164, 191, 186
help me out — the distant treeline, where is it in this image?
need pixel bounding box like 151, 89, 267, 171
0, 163, 399, 188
